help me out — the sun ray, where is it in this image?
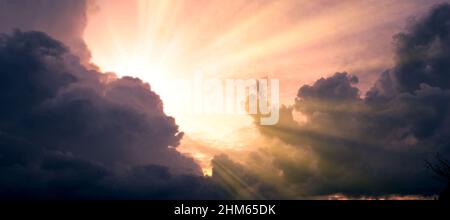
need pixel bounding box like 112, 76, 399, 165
83, 0, 443, 177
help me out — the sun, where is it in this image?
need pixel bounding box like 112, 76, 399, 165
82, 0, 422, 179
82, 0, 294, 176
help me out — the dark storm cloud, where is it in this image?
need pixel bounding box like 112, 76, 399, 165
250, 3, 450, 197
0, 0, 227, 200
0, 31, 225, 199
367, 3, 450, 102
297, 72, 360, 102
0, 0, 92, 63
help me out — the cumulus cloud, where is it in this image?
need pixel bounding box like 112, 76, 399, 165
0, 0, 228, 199
297, 72, 360, 102
3, 0, 450, 200
0, 31, 225, 199
0, 0, 93, 63
248, 3, 450, 197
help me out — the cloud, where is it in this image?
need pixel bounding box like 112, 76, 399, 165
211, 154, 287, 200
367, 3, 450, 101
246, 3, 450, 197
0, 0, 93, 63
297, 72, 360, 102
3, 0, 450, 200
0, 30, 225, 199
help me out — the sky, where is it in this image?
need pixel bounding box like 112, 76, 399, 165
85, 0, 446, 101
1, 0, 450, 199
84, 0, 450, 176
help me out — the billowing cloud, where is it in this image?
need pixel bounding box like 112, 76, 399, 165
246, 3, 450, 197
0, 31, 225, 199
297, 72, 360, 102
0, 0, 93, 63
0, 0, 228, 199
3, 0, 450, 200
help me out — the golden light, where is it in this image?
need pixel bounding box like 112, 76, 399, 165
83, 0, 437, 176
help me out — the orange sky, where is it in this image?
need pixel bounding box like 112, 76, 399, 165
84, 0, 448, 175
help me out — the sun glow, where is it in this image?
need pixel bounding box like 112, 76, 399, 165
83, 0, 435, 176
84, 0, 281, 175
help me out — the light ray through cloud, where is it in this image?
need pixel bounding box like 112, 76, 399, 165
84, 0, 449, 177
